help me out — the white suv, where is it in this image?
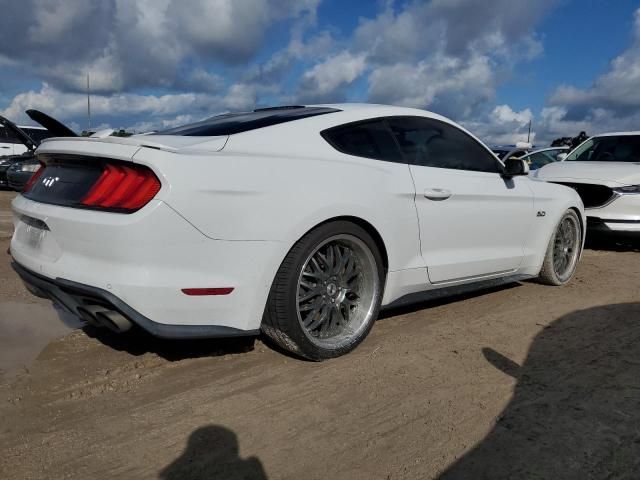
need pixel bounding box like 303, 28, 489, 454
536, 132, 640, 233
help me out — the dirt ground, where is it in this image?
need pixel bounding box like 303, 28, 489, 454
0, 189, 639, 479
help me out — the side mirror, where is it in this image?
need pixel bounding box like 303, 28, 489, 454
556, 153, 568, 162
502, 158, 530, 177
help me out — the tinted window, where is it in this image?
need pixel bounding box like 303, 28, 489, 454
156, 106, 340, 136
321, 120, 403, 163
566, 136, 640, 163
388, 117, 500, 173
22, 128, 54, 143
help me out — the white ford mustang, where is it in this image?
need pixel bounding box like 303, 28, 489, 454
10, 104, 585, 360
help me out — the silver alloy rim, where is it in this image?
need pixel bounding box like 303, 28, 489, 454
553, 214, 580, 282
296, 234, 380, 349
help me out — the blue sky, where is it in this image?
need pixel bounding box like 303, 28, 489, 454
1, 0, 639, 144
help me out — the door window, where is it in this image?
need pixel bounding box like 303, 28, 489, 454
387, 117, 500, 173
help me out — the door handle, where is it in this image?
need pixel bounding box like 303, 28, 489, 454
424, 188, 452, 201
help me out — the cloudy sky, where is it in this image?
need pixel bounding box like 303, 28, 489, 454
0, 0, 638, 144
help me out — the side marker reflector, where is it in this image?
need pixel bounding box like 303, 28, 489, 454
181, 288, 234, 296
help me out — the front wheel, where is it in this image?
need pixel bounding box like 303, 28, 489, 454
262, 221, 384, 360
537, 209, 582, 286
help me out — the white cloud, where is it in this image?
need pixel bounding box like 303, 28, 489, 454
368, 54, 494, 118
298, 52, 366, 102
290, 0, 557, 118
540, 7, 640, 140
0, 0, 320, 93
462, 104, 534, 146
2, 0, 585, 145
0, 83, 251, 131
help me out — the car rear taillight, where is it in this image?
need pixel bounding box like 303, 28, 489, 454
22, 163, 45, 193
81, 163, 161, 211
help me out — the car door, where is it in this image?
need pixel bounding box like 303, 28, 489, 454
387, 116, 534, 284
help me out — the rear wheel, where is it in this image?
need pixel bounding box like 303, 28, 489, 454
538, 209, 582, 286
262, 221, 384, 360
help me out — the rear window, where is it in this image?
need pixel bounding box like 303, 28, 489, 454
155, 106, 340, 136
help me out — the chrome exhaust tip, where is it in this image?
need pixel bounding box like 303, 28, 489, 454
94, 310, 133, 333
77, 305, 110, 327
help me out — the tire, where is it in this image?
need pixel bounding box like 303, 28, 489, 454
537, 209, 582, 286
262, 221, 385, 361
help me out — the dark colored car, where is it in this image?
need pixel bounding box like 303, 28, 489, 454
7, 158, 40, 191
0, 117, 38, 189
0, 110, 77, 190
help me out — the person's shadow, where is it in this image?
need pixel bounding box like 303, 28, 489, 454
159, 425, 267, 480
439, 302, 640, 479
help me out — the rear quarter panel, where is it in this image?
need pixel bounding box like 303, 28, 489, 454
131, 121, 424, 276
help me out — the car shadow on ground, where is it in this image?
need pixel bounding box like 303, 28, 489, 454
82, 325, 257, 361
159, 425, 268, 480
439, 302, 640, 479
584, 231, 640, 252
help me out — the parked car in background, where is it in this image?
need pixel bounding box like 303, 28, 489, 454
492, 143, 533, 162
520, 146, 570, 170
0, 110, 76, 190
7, 159, 40, 191
536, 132, 640, 233
0, 123, 51, 157
10, 104, 585, 360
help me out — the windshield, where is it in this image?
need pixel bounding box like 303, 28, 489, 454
566, 136, 640, 163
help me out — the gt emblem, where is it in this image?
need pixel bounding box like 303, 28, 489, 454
42, 176, 59, 188
537, 211, 546, 217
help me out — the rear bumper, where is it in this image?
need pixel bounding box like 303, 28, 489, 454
10, 195, 286, 334
11, 261, 260, 339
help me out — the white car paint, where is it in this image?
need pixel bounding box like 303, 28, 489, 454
536, 132, 640, 232
10, 104, 585, 338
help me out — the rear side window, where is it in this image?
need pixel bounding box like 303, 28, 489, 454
321, 120, 403, 163
155, 106, 340, 136
387, 116, 500, 173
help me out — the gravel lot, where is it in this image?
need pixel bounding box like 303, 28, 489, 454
0, 189, 639, 479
